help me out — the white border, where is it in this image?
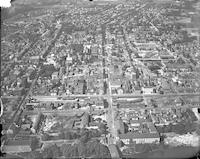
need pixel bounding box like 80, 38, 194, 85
0, 0, 11, 8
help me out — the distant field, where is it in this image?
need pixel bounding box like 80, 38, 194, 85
125, 146, 199, 159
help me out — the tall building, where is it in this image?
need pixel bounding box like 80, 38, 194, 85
66, 53, 72, 74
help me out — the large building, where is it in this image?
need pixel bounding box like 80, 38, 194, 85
119, 132, 160, 144
2, 139, 32, 153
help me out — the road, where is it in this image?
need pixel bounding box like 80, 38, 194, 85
102, 26, 117, 143
30, 92, 200, 99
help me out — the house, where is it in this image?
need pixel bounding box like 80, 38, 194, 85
142, 87, 154, 94
66, 54, 72, 64
81, 113, 89, 128
31, 112, 45, 134
86, 126, 99, 129
146, 122, 158, 133
119, 132, 160, 144
117, 88, 124, 94
73, 119, 82, 129
29, 56, 40, 62
21, 123, 31, 130
2, 139, 32, 153
110, 79, 122, 89
174, 98, 184, 106
52, 72, 59, 80
130, 120, 141, 127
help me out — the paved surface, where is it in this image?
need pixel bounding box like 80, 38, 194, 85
29, 92, 200, 99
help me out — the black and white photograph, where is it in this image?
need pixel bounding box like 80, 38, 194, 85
1, 0, 200, 158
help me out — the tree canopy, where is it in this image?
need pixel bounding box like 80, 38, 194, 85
60, 140, 111, 158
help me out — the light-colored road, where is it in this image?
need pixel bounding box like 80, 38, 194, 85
30, 92, 200, 99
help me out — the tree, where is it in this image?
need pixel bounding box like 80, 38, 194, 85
60, 144, 71, 158
172, 123, 185, 134
26, 151, 41, 159
80, 130, 89, 143
135, 144, 151, 153
42, 144, 60, 159
69, 144, 79, 157
51, 144, 61, 158
40, 64, 56, 77
64, 131, 72, 140
99, 123, 107, 134
98, 144, 111, 158
30, 137, 40, 151
41, 133, 51, 141
86, 140, 98, 156
42, 146, 53, 159
59, 131, 65, 139
77, 142, 87, 157
116, 140, 125, 148
91, 129, 101, 138
94, 141, 101, 156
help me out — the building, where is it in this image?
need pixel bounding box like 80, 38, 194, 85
110, 79, 121, 89
31, 112, 45, 134
73, 119, 82, 129
81, 112, 89, 128
66, 54, 73, 64
117, 88, 124, 94
2, 139, 32, 153
52, 72, 59, 80
119, 132, 160, 144
142, 87, 154, 94
147, 122, 158, 133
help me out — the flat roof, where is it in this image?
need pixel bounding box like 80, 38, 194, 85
119, 132, 160, 139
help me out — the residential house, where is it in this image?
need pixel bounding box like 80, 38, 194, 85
81, 113, 89, 128
52, 72, 59, 80
31, 112, 45, 134
146, 122, 158, 133
142, 87, 154, 94
66, 54, 73, 64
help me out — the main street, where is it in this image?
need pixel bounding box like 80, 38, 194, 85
100, 24, 116, 145
30, 92, 200, 99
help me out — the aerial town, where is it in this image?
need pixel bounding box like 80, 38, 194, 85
1, 0, 200, 158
